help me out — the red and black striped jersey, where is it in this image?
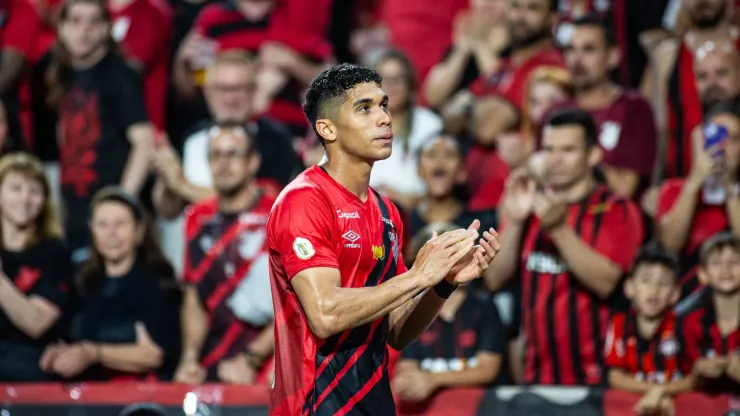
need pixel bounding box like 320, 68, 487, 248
183, 192, 275, 369
605, 309, 682, 383
268, 166, 406, 416
520, 185, 644, 386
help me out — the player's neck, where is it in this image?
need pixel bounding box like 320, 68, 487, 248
319, 155, 372, 202
713, 291, 740, 336
218, 181, 259, 213
577, 82, 620, 110
635, 313, 662, 340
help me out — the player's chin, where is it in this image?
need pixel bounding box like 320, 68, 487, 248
368, 146, 393, 161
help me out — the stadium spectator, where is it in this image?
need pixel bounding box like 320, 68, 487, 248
369, 49, 442, 209
558, 17, 657, 200
0, 154, 71, 381
604, 245, 692, 415
645, 0, 739, 179
485, 108, 643, 386
423, 0, 508, 108
657, 99, 740, 299
678, 232, 740, 393
174, 123, 274, 385
0, 0, 40, 116
393, 223, 506, 403
109, 0, 173, 130
409, 135, 496, 239
41, 187, 181, 381
48, 0, 155, 263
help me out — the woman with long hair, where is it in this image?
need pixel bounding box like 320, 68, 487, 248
369, 49, 443, 210
40, 187, 181, 381
47, 0, 154, 262
0, 153, 72, 381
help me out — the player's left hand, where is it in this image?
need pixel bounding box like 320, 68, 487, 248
446, 220, 500, 284
393, 370, 437, 402
218, 353, 256, 385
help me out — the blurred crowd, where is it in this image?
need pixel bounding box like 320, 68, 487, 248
0, 0, 739, 412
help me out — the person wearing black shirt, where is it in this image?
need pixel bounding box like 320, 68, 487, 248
47, 0, 155, 262
40, 188, 181, 381
409, 134, 497, 247
393, 225, 506, 403
0, 153, 72, 381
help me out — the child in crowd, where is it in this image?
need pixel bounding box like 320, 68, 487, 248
605, 244, 693, 415
679, 232, 740, 393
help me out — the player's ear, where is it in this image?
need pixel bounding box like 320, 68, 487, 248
316, 119, 338, 145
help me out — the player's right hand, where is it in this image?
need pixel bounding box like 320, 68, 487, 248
174, 359, 206, 385
412, 228, 477, 288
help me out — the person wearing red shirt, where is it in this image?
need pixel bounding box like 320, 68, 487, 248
657, 100, 740, 299
485, 108, 644, 386
559, 16, 657, 200
605, 245, 691, 415
109, 0, 172, 130
267, 64, 500, 416
678, 232, 740, 394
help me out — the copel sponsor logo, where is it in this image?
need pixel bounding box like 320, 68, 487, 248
337, 210, 360, 219
342, 230, 361, 248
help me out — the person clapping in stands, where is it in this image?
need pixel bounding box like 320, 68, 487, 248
0, 154, 73, 381
40, 188, 181, 381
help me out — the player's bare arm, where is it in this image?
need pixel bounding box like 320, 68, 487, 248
388, 221, 501, 349
290, 229, 477, 339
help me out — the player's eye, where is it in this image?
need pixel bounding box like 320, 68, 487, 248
358, 105, 369, 113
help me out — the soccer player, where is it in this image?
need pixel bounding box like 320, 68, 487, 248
678, 232, 740, 393
605, 244, 692, 415
267, 64, 501, 416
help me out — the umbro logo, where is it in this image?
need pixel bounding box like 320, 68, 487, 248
342, 230, 360, 248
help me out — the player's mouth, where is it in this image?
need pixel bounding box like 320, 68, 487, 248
373, 131, 393, 145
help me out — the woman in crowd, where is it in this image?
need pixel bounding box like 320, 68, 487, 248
369, 49, 443, 210
656, 99, 740, 300
40, 187, 181, 381
0, 153, 72, 381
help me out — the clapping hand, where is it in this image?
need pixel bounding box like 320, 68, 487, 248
447, 220, 501, 284
501, 168, 537, 224
533, 187, 567, 230
412, 228, 478, 288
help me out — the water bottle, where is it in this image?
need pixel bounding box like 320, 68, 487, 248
702, 123, 728, 205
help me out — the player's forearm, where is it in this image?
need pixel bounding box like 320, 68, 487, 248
387, 288, 446, 350
181, 289, 208, 362
549, 224, 621, 299
483, 222, 524, 292
311, 270, 428, 339
658, 179, 701, 252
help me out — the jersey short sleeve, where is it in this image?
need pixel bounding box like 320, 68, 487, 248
594, 199, 644, 272
271, 187, 340, 279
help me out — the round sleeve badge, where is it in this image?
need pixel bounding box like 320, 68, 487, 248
293, 237, 315, 260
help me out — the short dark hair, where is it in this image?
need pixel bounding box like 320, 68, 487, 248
629, 242, 681, 282
706, 98, 740, 120
303, 63, 382, 146
700, 232, 740, 267
208, 120, 259, 156
571, 15, 616, 47
544, 107, 599, 147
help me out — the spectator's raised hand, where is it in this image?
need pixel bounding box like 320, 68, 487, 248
151, 139, 183, 188
688, 125, 721, 185
533, 188, 567, 230
501, 169, 537, 224
259, 42, 300, 70
176, 32, 210, 67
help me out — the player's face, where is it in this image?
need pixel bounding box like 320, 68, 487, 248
331, 82, 393, 162
626, 264, 678, 320
700, 247, 740, 295
377, 59, 410, 114
528, 80, 569, 124
695, 50, 740, 108
204, 63, 255, 123
564, 26, 613, 90
418, 137, 464, 198
685, 0, 726, 29
208, 129, 260, 196
507, 0, 551, 47
58, 2, 110, 61
541, 124, 599, 190
90, 201, 139, 264
709, 112, 740, 171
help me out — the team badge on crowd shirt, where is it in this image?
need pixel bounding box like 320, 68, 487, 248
660, 337, 679, 357
599, 121, 622, 151
293, 237, 315, 260
372, 245, 385, 261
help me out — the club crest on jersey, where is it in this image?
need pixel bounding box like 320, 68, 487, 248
293, 237, 315, 260
372, 245, 385, 260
